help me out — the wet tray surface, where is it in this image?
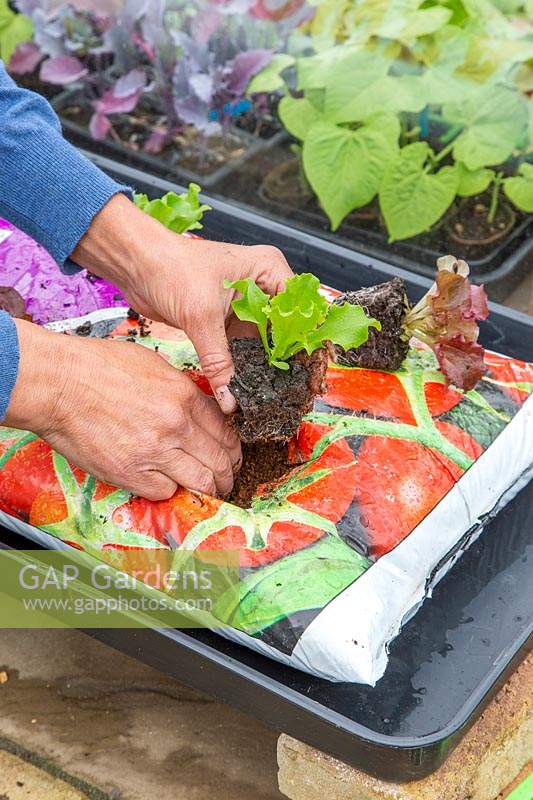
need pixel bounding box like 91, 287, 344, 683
1, 153, 531, 782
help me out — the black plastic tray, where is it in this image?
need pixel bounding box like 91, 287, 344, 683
4, 155, 532, 783
59, 120, 533, 300
53, 93, 287, 189
252, 181, 533, 301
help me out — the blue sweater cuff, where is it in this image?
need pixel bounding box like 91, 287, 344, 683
0, 312, 20, 422
0, 63, 131, 272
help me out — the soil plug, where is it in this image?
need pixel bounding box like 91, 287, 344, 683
225, 273, 380, 445
334, 255, 489, 391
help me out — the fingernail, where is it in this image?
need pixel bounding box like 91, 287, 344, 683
215, 385, 237, 414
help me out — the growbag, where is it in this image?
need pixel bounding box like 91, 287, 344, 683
0, 304, 531, 684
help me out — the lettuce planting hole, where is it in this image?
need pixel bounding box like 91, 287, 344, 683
229, 441, 292, 509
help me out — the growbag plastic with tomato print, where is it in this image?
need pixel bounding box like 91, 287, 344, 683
0, 303, 531, 685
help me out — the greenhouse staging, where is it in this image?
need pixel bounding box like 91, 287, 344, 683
0, 1, 531, 799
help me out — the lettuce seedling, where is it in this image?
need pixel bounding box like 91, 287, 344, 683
133, 184, 211, 234
334, 256, 489, 391
224, 272, 380, 370
403, 255, 489, 390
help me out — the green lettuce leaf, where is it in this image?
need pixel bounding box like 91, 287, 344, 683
133, 183, 211, 234
223, 278, 270, 354
226, 273, 380, 370
306, 302, 379, 352
268, 274, 329, 366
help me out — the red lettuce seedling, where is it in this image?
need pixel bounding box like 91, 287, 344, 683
335, 256, 489, 392
402, 256, 489, 390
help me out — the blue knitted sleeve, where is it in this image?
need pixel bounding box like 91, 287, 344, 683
0, 61, 131, 273
0, 313, 20, 422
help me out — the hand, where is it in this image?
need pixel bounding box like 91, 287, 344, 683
72, 194, 294, 412
6, 320, 241, 500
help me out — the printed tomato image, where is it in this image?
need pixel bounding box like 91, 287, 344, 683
353, 422, 482, 557
184, 370, 213, 396
195, 422, 358, 568
109, 421, 358, 568
0, 433, 115, 528
111, 489, 224, 548
197, 519, 327, 569
0, 438, 56, 520
424, 382, 463, 416
286, 422, 357, 523
29, 489, 68, 526
324, 367, 416, 423
0, 312, 530, 593
484, 352, 533, 405
324, 367, 464, 421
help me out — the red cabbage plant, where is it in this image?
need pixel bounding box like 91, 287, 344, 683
8, 0, 299, 150
9, 1, 154, 139
161, 1, 289, 142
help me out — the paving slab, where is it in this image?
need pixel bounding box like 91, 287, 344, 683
0, 629, 282, 800
0, 748, 89, 799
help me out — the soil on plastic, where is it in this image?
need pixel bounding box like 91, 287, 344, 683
229, 441, 291, 508
334, 277, 410, 372
229, 338, 328, 444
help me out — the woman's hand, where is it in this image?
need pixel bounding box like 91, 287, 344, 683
6, 320, 241, 501
72, 194, 294, 412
